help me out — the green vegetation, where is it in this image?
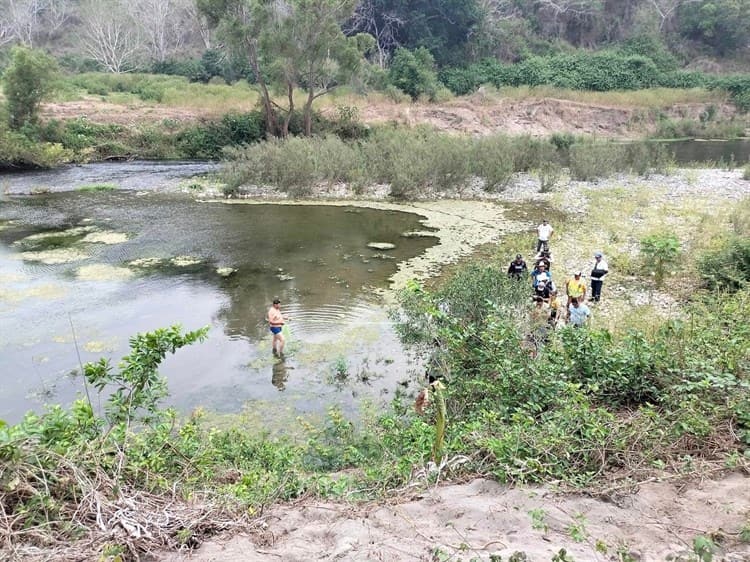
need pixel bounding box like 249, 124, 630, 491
0, 46, 70, 169
698, 199, 750, 292
3, 193, 750, 558
640, 233, 682, 288
76, 183, 116, 192
223, 128, 672, 197
3, 46, 59, 129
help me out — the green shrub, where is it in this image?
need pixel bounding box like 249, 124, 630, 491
619, 35, 679, 72
640, 232, 681, 287
388, 47, 439, 101
698, 237, 750, 292
2, 46, 59, 129
0, 126, 71, 168
469, 136, 515, 191
744, 165, 750, 181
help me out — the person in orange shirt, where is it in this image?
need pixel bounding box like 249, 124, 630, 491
267, 298, 289, 356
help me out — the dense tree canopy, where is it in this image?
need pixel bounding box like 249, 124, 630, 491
0, 0, 748, 73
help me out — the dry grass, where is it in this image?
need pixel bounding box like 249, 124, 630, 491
480, 85, 725, 108
0, 448, 255, 561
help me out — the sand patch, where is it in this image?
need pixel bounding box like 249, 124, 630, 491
161, 474, 750, 562
76, 264, 134, 281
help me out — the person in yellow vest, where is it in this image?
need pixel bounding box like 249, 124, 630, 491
565, 271, 587, 317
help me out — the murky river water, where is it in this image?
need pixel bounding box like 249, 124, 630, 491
0, 175, 437, 425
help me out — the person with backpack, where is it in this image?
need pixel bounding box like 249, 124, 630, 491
590, 251, 609, 302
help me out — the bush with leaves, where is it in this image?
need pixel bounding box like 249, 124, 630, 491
640, 233, 681, 287
698, 237, 750, 292
388, 47, 439, 101
2, 46, 59, 129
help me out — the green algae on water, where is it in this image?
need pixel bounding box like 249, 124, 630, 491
80, 231, 129, 244
16, 248, 89, 264
171, 255, 202, 267
76, 264, 134, 281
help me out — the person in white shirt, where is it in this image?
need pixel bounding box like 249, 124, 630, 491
590, 251, 609, 302
536, 219, 554, 253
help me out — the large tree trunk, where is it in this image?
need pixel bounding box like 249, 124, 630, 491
247, 40, 278, 138
282, 81, 294, 138
304, 88, 314, 137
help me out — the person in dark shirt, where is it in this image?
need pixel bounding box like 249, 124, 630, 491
507, 254, 528, 279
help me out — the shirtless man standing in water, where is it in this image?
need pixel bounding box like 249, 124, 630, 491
267, 298, 288, 356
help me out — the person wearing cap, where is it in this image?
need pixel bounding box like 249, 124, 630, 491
536, 219, 554, 253
567, 297, 591, 327
533, 249, 553, 271
267, 298, 289, 356
532, 261, 552, 288
534, 278, 553, 301
590, 251, 609, 302
565, 271, 587, 315
507, 254, 528, 279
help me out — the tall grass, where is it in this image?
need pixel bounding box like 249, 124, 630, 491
61, 73, 259, 113
468, 85, 725, 108
224, 127, 673, 197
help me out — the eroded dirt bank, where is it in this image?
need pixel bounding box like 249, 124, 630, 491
41, 95, 740, 138
161, 474, 750, 561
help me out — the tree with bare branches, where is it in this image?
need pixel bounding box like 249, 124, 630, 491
76, 0, 142, 72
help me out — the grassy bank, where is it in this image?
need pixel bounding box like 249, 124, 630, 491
2, 70, 747, 169
2, 183, 749, 559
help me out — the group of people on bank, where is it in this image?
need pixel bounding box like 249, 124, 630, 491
507, 219, 609, 328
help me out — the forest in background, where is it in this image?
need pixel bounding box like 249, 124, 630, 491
2, 1, 750, 168
1, 0, 749, 73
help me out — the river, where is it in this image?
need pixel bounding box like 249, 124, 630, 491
0, 168, 438, 426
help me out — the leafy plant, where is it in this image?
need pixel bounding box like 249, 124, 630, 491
83, 325, 209, 427
640, 232, 681, 288
693, 535, 716, 562
528, 508, 549, 532
3, 46, 59, 129
333, 356, 349, 381
567, 513, 588, 542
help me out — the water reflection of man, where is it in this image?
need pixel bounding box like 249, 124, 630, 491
271, 360, 288, 390
267, 298, 288, 356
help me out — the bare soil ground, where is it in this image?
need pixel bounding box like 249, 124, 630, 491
354, 96, 738, 138
161, 474, 750, 561
40, 95, 739, 137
